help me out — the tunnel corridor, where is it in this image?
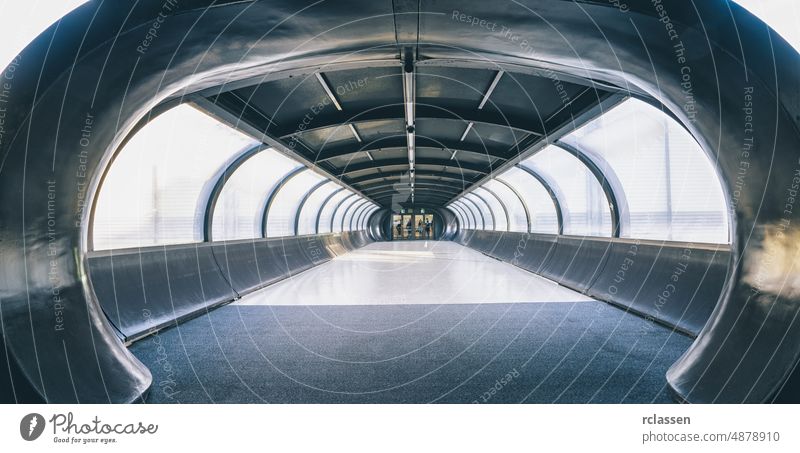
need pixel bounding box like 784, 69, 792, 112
1, 0, 799, 406
130, 241, 691, 403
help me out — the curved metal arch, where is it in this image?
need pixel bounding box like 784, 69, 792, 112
341, 198, 370, 232
199, 142, 267, 241
363, 206, 380, 230
515, 164, 567, 235
351, 203, 367, 231
459, 197, 485, 230
314, 187, 346, 234
316, 135, 513, 163
446, 205, 467, 230
347, 171, 473, 187
294, 180, 333, 235
350, 203, 375, 231
358, 204, 378, 231
329, 193, 359, 232
362, 206, 380, 230
466, 192, 495, 231
554, 141, 629, 237
261, 166, 309, 238
451, 200, 476, 229
350, 201, 372, 231
280, 104, 543, 140
493, 177, 532, 233
355, 205, 374, 231
476, 186, 510, 232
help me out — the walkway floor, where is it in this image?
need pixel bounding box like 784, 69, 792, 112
236, 241, 592, 306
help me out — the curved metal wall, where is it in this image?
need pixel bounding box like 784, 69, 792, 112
455, 230, 730, 337
87, 231, 374, 342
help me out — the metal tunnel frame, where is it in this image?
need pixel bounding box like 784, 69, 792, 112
201, 143, 269, 241
460, 197, 485, 230
2, 0, 799, 404
260, 166, 309, 238
553, 141, 629, 238
341, 199, 370, 232
493, 178, 532, 233
294, 180, 333, 235
475, 186, 511, 232
467, 191, 497, 231
453, 200, 477, 230
448, 203, 472, 230
329, 193, 359, 232
514, 164, 566, 235
315, 187, 347, 234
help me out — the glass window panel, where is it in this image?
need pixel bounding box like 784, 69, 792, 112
464, 194, 491, 230
451, 202, 468, 229
562, 98, 729, 243
350, 202, 372, 231
297, 181, 340, 235
331, 195, 360, 233
496, 166, 558, 234
358, 203, 378, 230
318, 190, 353, 233
266, 169, 327, 237
456, 199, 481, 229
474, 187, 508, 231
93, 104, 257, 250
212, 150, 301, 241
358, 205, 377, 230
454, 201, 476, 229
454, 206, 468, 230
347, 201, 367, 232
359, 206, 375, 230
343, 199, 369, 232
447, 205, 466, 229
483, 179, 528, 232
522, 145, 612, 236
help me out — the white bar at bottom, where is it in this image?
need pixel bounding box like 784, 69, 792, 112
1, 404, 797, 452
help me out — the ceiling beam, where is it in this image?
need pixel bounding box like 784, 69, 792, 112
276, 104, 542, 140
368, 188, 461, 200
359, 181, 466, 193
445, 89, 625, 203
189, 94, 377, 205
374, 192, 454, 203
347, 171, 475, 186
334, 157, 488, 177
192, 56, 631, 105
314, 135, 514, 163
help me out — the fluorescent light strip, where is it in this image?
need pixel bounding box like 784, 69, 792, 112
315, 72, 343, 111
478, 70, 504, 110
348, 123, 362, 142
403, 70, 415, 128
365, 151, 374, 161
407, 131, 415, 170
450, 149, 458, 160
402, 61, 416, 190
460, 122, 474, 141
